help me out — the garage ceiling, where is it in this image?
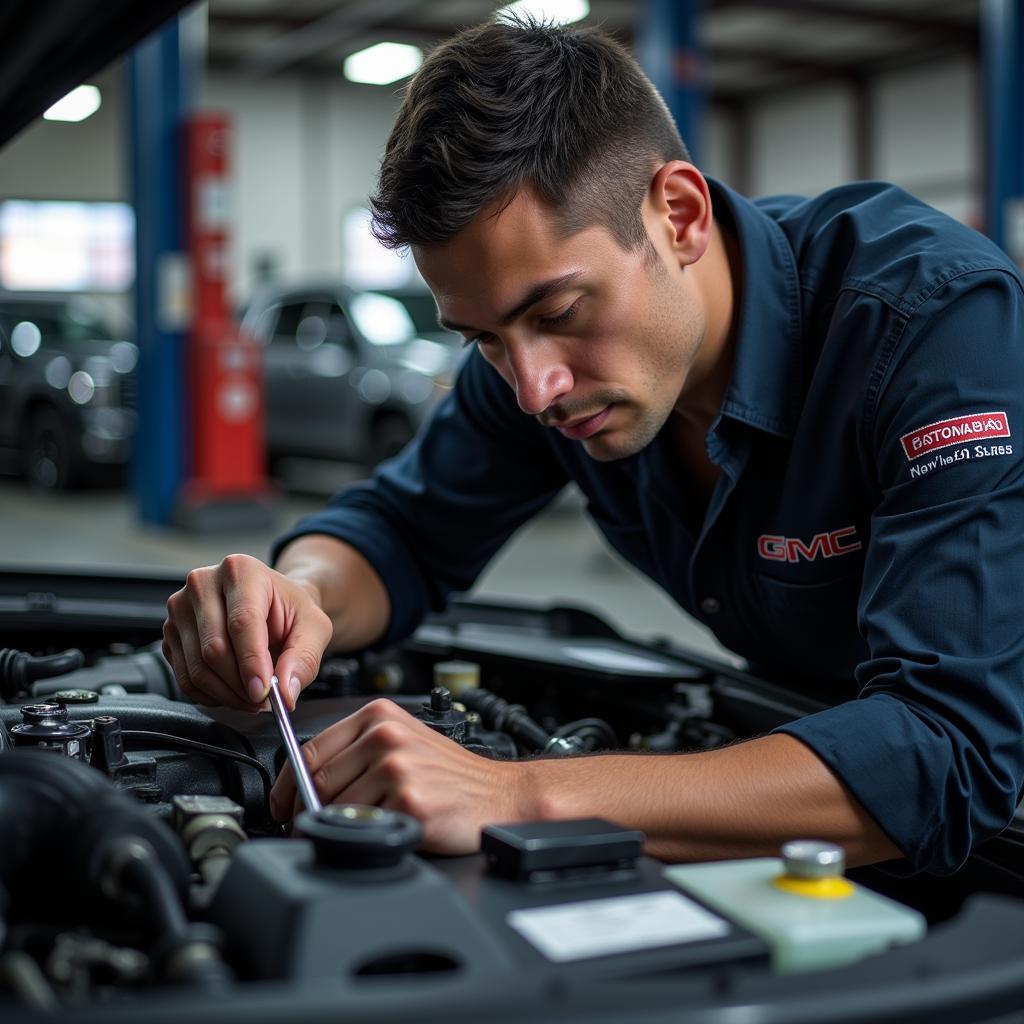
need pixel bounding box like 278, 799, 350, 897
205, 0, 981, 102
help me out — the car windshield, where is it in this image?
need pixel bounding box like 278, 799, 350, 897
1, 299, 117, 344
348, 292, 416, 346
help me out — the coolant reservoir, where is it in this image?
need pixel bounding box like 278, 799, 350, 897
664, 840, 926, 973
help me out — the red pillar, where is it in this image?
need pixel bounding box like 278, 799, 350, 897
176, 114, 276, 530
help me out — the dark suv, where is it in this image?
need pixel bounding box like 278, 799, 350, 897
242, 282, 460, 470
0, 293, 137, 489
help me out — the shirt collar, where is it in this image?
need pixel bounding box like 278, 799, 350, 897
707, 178, 803, 441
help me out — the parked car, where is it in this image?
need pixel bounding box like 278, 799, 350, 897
372, 286, 463, 348
241, 282, 461, 470
0, 292, 137, 489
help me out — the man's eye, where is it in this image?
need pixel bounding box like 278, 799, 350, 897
539, 299, 581, 328
462, 299, 580, 348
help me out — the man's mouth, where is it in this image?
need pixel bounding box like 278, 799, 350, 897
553, 406, 612, 440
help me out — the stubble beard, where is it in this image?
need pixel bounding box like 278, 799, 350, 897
579, 400, 665, 462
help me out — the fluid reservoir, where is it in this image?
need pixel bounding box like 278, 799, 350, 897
664, 841, 925, 973
432, 660, 479, 697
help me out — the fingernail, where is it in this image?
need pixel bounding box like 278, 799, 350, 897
248, 677, 267, 703
288, 676, 301, 707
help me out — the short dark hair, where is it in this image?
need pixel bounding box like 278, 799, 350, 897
370, 17, 689, 253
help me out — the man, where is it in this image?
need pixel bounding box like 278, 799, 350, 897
163, 18, 1024, 874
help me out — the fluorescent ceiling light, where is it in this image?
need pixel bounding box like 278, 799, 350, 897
496, 0, 590, 25
43, 84, 101, 123
344, 42, 423, 86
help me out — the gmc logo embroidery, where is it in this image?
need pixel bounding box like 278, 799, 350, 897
900, 411, 1010, 461
757, 526, 862, 563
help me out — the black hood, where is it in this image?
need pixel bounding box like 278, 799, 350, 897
0, 0, 193, 148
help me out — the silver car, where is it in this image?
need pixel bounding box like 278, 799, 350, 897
241, 283, 460, 470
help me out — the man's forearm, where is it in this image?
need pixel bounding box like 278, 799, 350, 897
275, 535, 391, 652
520, 732, 902, 866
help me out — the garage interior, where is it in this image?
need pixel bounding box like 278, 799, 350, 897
0, 0, 995, 661
2, 1, 1024, 1020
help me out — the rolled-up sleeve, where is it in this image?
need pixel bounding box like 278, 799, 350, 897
270, 349, 568, 645
777, 270, 1024, 874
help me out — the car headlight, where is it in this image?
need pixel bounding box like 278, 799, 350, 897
68, 371, 96, 405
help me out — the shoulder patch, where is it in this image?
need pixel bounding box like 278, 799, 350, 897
900, 411, 1010, 462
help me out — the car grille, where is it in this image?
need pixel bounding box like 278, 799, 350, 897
118, 372, 137, 411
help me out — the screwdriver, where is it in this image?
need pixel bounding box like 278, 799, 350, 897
268, 674, 322, 814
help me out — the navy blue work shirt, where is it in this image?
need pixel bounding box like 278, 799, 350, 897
273, 179, 1024, 875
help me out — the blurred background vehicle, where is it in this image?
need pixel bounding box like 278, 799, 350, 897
372, 287, 462, 349
0, 292, 137, 490
241, 282, 461, 472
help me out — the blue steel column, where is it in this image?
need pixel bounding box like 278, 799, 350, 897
983, 0, 1024, 261
638, 0, 705, 163
126, 21, 191, 526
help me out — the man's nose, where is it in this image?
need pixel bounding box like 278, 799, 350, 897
507, 343, 573, 416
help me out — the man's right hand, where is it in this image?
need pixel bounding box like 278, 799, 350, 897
162, 553, 334, 712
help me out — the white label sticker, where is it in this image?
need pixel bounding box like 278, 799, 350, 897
506, 890, 729, 963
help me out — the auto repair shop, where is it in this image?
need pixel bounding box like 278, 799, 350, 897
1, 2, 1024, 1022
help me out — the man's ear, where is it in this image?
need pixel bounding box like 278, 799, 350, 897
646, 161, 712, 268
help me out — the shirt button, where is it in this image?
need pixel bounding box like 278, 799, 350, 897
700, 596, 722, 615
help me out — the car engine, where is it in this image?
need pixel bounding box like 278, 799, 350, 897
1, 567, 1023, 1024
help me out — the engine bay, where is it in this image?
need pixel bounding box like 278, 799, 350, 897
1, 566, 1023, 1023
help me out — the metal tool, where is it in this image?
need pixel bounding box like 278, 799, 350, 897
268, 675, 322, 814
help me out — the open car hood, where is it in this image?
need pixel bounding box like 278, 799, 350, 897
0, 0, 192, 148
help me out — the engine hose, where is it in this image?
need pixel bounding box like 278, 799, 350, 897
103, 839, 189, 937
107, 839, 233, 988
553, 718, 619, 751
0, 754, 187, 950
0, 648, 84, 701
0, 751, 113, 902
0, 951, 59, 1010
459, 689, 550, 752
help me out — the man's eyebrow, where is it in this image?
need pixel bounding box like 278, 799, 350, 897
438, 271, 584, 333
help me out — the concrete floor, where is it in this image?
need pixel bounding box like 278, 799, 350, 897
0, 466, 739, 664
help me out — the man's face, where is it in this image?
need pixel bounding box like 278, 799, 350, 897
414, 186, 707, 462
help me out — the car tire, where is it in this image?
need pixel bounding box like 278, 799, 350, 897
26, 406, 77, 491
370, 414, 414, 467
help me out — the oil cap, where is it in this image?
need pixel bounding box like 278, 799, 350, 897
11, 702, 91, 759
295, 804, 421, 870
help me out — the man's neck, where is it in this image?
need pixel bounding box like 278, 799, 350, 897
674, 216, 742, 431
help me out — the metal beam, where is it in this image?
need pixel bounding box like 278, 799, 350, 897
708, 41, 972, 101
229, 0, 428, 77
638, 0, 705, 161
983, 0, 1024, 259
126, 18, 192, 525
709, 0, 978, 49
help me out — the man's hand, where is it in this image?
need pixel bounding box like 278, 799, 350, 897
162, 553, 334, 711
270, 698, 526, 854
272, 712, 902, 865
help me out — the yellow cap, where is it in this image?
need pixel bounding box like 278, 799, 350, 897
772, 840, 855, 900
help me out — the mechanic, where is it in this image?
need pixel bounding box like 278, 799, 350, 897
163, 18, 1024, 876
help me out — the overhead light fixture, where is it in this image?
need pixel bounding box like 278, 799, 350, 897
43, 84, 102, 123
344, 42, 423, 86
495, 0, 590, 26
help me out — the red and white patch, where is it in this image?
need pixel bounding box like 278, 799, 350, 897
900, 411, 1010, 462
